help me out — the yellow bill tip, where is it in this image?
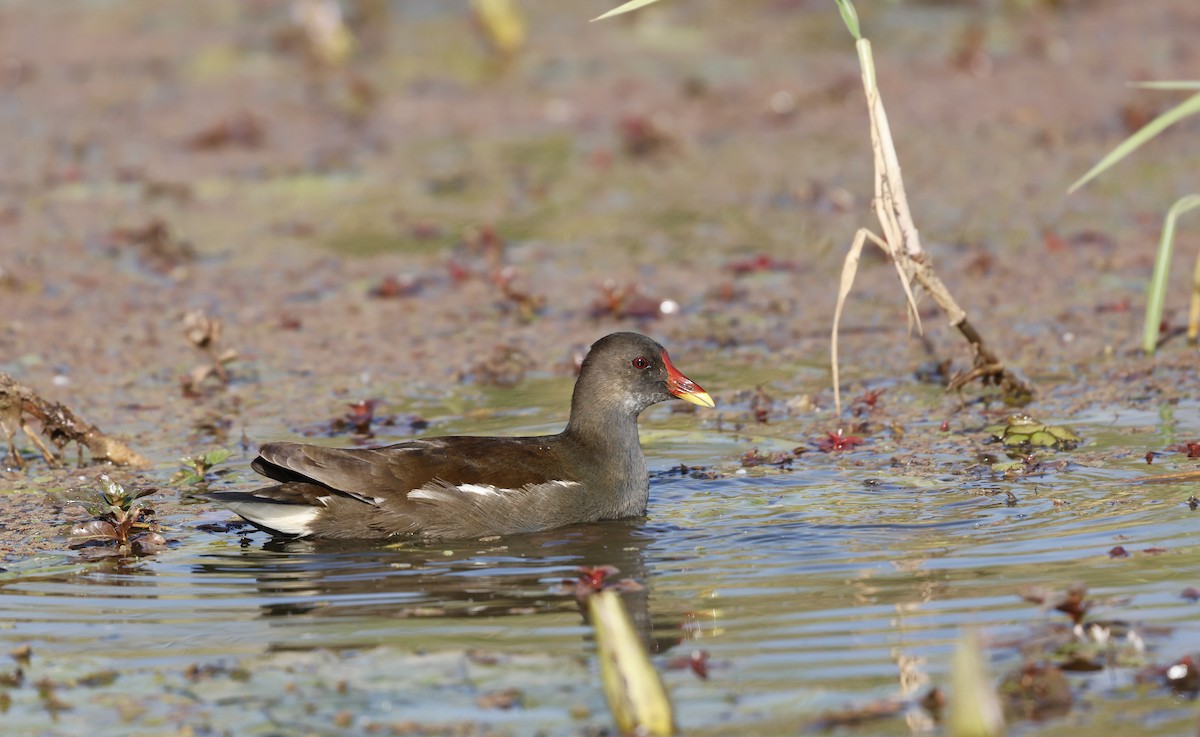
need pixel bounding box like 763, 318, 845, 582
678, 390, 715, 409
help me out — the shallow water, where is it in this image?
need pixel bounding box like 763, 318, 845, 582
3, 396, 1200, 736
4, 0, 1200, 732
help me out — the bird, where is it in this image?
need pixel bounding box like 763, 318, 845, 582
206, 332, 715, 540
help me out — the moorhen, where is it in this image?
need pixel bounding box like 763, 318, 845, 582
208, 332, 714, 539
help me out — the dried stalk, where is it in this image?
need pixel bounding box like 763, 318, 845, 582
0, 372, 150, 469
831, 37, 1033, 414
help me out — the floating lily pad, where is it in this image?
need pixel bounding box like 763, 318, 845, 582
986, 414, 1081, 450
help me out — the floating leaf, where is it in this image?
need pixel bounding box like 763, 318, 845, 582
172, 448, 232, 486
69, 520, 117, 544
203, 448, 232, 467
133, 532, 169, 555
986, 414, 1080, 450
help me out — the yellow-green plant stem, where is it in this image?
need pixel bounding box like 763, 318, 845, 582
1144, 195, 1200, 354
589, 590, 675, 736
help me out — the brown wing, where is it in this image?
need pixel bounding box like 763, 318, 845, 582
251, 436, 583, 500
306, 478, 611, 539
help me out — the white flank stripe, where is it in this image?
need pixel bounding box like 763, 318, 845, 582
408, 479, 579, 502
224, 502, 319, 536
458, 484, 502, 496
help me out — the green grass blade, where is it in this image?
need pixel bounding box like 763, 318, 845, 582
1133, 81, 1200, 90
834, 0, 861, 40
1143, 194, 1200, 355
1069, 91, 1200, 193
591, 0, 666, 22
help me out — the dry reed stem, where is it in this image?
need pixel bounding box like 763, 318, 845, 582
831, 38, 1032, 414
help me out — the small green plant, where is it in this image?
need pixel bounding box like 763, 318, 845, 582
68, 476, 166, 557
985, 413, 1081, 451
171, 448, 232, 487
1070, 82, 1200, 355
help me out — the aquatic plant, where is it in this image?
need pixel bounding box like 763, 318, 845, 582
68, 476, 166, 557
985, 414, 1080, 451
1070, 82, 1200, 355
171, 448, 232, 487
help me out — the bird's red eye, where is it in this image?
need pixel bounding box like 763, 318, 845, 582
632, 356, 651, 370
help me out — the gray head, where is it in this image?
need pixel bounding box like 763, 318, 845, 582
570, 332, 714, 419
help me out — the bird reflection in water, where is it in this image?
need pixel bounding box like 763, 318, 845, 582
191, 519, 687, 654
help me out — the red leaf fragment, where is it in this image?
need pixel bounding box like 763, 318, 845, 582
1149, 655, 1200, 696
1095, 298, 1131, 313
446, 259, 471, 283
816, 429, 865, 453
850, 388, 885, 416
618, 115, 676, 158
562, 565, 643, 601
739, 448, 795, 469
750, 385, 773, 424
368, 274, 422, 299
1042, 229, 1068, 252
342, 400, 377, 436
666, 650, 710, 680
725, 253, 797, 276
186, 112, 265, 150
1018, 583, 1092, 625
578, 565, 618, 591
590, 281, 664, 320
492, 267, 545, 321
1165, 441, 1200, 458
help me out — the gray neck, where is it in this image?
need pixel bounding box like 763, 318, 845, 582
563, 384, 650, 517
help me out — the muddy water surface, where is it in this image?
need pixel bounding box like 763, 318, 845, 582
3, 391, 1200, 735
3, 0, 1200, 734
